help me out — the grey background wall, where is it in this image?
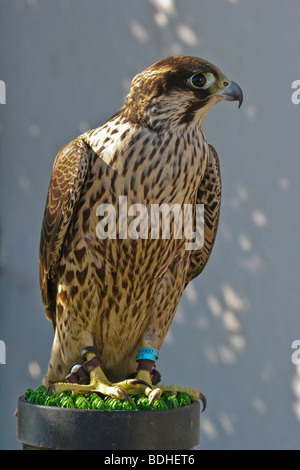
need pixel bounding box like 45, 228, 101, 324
0, 0, 299, 450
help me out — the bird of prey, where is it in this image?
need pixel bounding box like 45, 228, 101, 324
40, 56, 242, 407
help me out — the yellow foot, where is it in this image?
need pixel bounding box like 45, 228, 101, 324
159, 385, 206, 411
48, 378, 136, 402
47, 347, 157, 406
132, 368, 207, 410
47, 347, 206, 411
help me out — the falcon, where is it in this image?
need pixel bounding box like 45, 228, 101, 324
40, 56, 243, 407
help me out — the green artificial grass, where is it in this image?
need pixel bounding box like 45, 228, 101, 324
25, 385, 193, 411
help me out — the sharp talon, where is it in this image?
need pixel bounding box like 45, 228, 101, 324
200, 392, 207, 412
130, 379, 153, 389
117, 388, 133, 407
46, 385, 56, 396
148, 388, 162, 405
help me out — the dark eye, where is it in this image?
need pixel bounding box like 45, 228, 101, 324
189, 73, 207, 89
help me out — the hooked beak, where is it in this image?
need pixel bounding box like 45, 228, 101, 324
220, 81, 243, 108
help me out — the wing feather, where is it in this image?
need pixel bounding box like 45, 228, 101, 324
185, 144, 222, 284
39, 137, 90, 327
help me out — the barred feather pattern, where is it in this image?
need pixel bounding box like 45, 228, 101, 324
40, 56, 223, 385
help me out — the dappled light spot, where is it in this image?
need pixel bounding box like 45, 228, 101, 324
129, 20, 149, 43
154, 11, 169, 27
219, 223, 233, 242
78, 121, 90, 133
196, 315, 209, 330
238, 233, 252, 251
19, 174, 31, 192
229, 197, 240, 209
177, 24, 198, 46
252, 397, 267, 414
278, 177, 290, 190
219, 412, 235, 435
150, 0, 176, 16
260, 361, 274, 382
206, 294, 222, 318
173, 305, 185, 324
222, 283, 245, 312
239, 253, 264, 272
218, 344, 236, 364
204, 345, 219, 365
245, 104, 257, 121
228, 182, 249, 209
28, 361, 42, 379
164, 329, 174, 345
228, 334, 246, 352
201, 417, 218, 440
252, 210, 268, 228
236, 183, 248, 202
170, 43, 184, 55
204, 286, 247, 367
28, 124, 40, 138
184, 283, 198, 305
223, 310, 241, 332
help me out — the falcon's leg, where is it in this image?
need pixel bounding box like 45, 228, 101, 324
47, 347, 153, 401
47, 346, 206, 409
134, 348, 205, 407
130, 307, 206, 408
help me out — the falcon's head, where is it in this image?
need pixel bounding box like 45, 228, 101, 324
123, 55, 243, 130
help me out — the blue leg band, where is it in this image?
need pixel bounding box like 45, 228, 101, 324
136, 347, 159, 362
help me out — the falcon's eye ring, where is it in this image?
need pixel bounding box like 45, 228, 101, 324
188, 73, 207, 89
